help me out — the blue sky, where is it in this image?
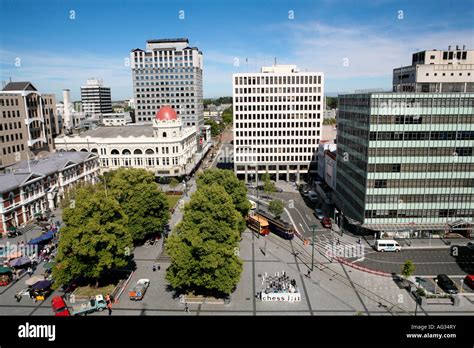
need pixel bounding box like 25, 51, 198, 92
1, 0, 473, 100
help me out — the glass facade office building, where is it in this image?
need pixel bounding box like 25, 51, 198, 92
334, 92, 473, 238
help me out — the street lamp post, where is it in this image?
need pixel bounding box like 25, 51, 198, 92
414, 277, 421, 316
310, 224, 318, 271
434, 279, 438, 295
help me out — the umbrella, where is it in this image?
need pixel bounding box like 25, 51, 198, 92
25, 275, 44, 286
9, 257, 31, 267
41, 230, 55, 241
43, 262, 56, 270
31, 280, 51, 290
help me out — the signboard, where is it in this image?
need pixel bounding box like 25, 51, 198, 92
261, 292, 301, 302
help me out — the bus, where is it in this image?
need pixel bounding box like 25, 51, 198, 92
246, 214, 270, 236
256, 210, 295, 240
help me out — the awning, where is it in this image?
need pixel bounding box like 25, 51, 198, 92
9, 257, 31, 268
31, 280, 51, 290
0, 267, 12, 275
361, 223, 451, 232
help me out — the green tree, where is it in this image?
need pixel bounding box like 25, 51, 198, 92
401, 260, 416, 279
169, 178, 179, 191
106, 168, 170, 242
268, 200, 285, 219
53, 188, 133, 287
323, 118, 337, 125
262, 172, 276, 195
205, 119, 224, 137
326, 96, 338, 109
221, 108, 233, 125
196, 169, 251, 224
166, 184, 243, 297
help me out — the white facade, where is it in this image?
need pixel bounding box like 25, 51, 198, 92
233, 64, 324, 183
130, 38, 204, 127
101, 112, 132, 126
317, 141, 336, 180
54, 107, 210, 177
80, 79, 112, 116
56, 89, 87, 131
393, 46, 474, 92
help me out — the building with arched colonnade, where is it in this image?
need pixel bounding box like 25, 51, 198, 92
54, 106, 211, 177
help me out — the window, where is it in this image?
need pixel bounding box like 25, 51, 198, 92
374, 180, 387, 188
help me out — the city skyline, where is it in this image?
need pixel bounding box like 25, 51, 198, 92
1, 0, 473, 100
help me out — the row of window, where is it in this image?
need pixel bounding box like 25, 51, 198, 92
134, 63, 195, 68
368, 178, 473, 189
367, 147, 472, 157
235, 95, 321, 103
369, 131, 474, 141
235, 121, 319, 129
364, 209, 472, 218
236, 155, 314, 163
371, 97, 474, 108
235, 138, 318, 146
234, 75, 322, 86
236, 104, 321, 112
2, 143, 25, 155
367, 162, 474, 173
235, 86, 321, 95
0, 121, 22, 131
235, 113, 320, 120
1, 110, 21, 118
236, 146, 316, 154
0, 132, 23, 142
365, 194, 473, 204
236, 130, 319, 137
370, 115, 474, 125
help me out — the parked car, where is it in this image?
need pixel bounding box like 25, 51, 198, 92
436, 274, 459, 294
72, 295, 108, 316
321, 217, 332, 229
466, 242, 474, 251
463, 275, 474, 289
129, 279, 150, 301
51, 296, 70, 316
314, 208, 324, 220
308, 191, 318, 202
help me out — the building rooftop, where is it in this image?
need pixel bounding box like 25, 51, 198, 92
0, 152, 96, 193
2, 82, 37, 92
60, 125, 154, 138
147, 38, 189, 44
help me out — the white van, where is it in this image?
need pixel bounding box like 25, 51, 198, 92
375, 239, 401, 252
248, 200, 257, 211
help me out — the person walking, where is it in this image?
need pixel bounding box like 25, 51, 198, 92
107, 300, 112, 315
184, 302, 189, 313
27, 267, 33, 277
306, 270, 311, 278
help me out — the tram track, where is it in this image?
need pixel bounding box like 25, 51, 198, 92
259, 232, 413, 316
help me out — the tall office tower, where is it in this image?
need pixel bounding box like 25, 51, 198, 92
393, 45, 474, 92
80, 78, 112, 116
334, 92, 473, 238
0, 82, 59, 169
233, 65, 324, 183
130, 38, 204, 127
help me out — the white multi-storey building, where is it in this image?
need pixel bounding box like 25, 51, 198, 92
80, 79, 112, 116
393, 45, 474, 92
130, 38, 204, 127
233, 64, 324, 183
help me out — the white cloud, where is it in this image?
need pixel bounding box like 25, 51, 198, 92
0, 49, 132, 101
282, 21, 474, 85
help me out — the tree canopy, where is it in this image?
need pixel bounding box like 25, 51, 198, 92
53, 187, 133, 286
268, 200, 285, 219
166, 184, 243, 297
105, 168, 170, 242
196, 169, 251, 224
